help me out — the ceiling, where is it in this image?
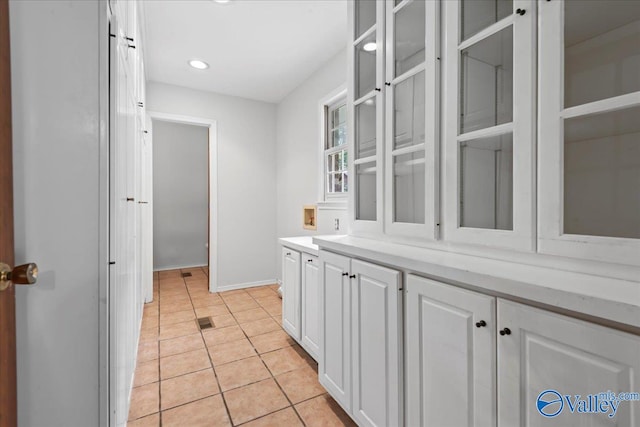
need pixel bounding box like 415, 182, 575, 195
141, 0, 348, 103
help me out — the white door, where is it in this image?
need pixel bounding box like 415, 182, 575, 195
281, 247, 301, 340
406, 275, 496, 427
498, 299, 640, 426
301, 253, 320, 361
319, 250, 352, 412
351, 259, 402, 427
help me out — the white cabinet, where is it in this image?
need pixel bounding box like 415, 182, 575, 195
406, 274, 640, 427
301, 254, 320, 360
319, 250, 402, 426
281, 247, 301, 341
406, 275, 496, 427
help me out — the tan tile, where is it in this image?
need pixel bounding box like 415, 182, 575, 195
275, 365, 325, 403
160, 309, 195, 326
128, 382, 159, 421
138, 341, 159, 362
185, 276, 207, 284
295, 394, 357, 427
262, 302, 283, 317
240, 318, 281, 337
247, 287, 277, 298
159, 320, 199, 340
162, 395, 231, 427
158, 270, 182, 279
160, 348, 211, 379
127, 413, 159, 427
223, 379, 289, 425
159, 333, 204, 358
254, 296, 282, 307
233, 307, 270, 324
160, 368, 220, 410
272, 316, 283, 326
141, 316, 159, 330
211, 314, 238, 328
222, 292, 253, 302
241, 408, 303, 427
195, 304, 230, 318
139, 328, 159, 343
249, 330, 296, 354
202, 325, 246, 347
133, 360, 159, 387
261, 346, 314, 376
220, 289, 249, 297
192, 294, 225, 308
159, 294, 191, 304
208, 338, 256, 366
181, 267, 206, 274
159, 301, 193, 314
227, 299, 261, 313
215, 356, 271, 391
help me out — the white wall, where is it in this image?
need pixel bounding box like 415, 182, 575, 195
10, 1, 105, 425
152, 120, 209, 270
147, 82, 277, 288
275, 48, 348, 279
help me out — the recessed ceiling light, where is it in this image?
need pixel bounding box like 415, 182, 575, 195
363, 42, 377, 52
188, 59, 209, 70
214, 0, 232, 3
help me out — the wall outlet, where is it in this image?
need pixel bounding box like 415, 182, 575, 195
334, 218, 340, 231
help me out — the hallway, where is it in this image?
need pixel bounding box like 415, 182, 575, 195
127, 268, 355, 426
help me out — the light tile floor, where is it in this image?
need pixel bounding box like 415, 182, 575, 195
128, 267, 356, 427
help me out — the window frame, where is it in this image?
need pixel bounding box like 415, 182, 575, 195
320, 87, 349, 202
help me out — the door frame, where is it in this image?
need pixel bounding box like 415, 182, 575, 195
147, 111, 219, 293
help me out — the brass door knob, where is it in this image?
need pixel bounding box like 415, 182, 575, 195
0, 262, 38, 291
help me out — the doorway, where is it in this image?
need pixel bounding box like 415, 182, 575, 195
148, 112, 218, 297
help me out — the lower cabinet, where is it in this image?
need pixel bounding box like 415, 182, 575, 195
319, 250, 403, 427
406, 274, 640, 427
282, 247, 301, 341
301, 254, 320, 360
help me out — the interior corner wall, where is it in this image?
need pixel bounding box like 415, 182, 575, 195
146, 82, 278, 288
275, 48, 348, 278
10, 1, 103, 425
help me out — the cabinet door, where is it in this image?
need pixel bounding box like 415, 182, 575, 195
318, 250, 352, 411
301, 254, 320, 361
348, 0, 385, 236
538, 0, 640, 266
442, 0, 536, 250
406, 275, 496, 427
282, 247, 301, 341
498, 300, 640, 426
351, 259, 402, 427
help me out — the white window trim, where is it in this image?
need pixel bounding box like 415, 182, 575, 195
318, 84, 348, 209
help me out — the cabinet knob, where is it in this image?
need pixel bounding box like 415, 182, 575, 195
342, 272, 349, 276
374, 87, 381, 92
385, 82, 391, 86
515, 8, 526, 15
475, 320, 487, 328
499, 327, 512, 336
307, 259, 313, 263
286, 252, 291, 256
349, 274, 356, 279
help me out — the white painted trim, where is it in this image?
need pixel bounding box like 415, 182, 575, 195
147, 111, 220, 292
216, 279, 277, 293
153, 264, 207, 272
318, 84, 347, 202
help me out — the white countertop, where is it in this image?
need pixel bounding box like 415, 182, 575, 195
313, 235, 640, 330
279, 236, 330, 257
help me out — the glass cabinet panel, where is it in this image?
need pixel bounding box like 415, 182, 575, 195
394, 0, 425, 77
393, 151, 425, 223
356, 33, 377, 99
394, 71, 425, 150
564, 1, 640, 108
356, 162, 377, 221
563, 106, 640, 238
355, 99, 377, 159
355, 0, 376, 39
459, 134, 513, 230
461, 0, 512, 41
460, 26, 513, 134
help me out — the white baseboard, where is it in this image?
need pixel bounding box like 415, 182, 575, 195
215, 279, 277, 293
153, 264, 207, 272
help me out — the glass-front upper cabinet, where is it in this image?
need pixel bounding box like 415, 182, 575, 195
442, 0, 536, 250
384, 0, 440, 239
349, 0, 385, 234
539, 0, 640, 265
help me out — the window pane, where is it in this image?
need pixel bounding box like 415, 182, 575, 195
564, 106, 640, 238
355, 0, 376, 39
564, 1, 640, 108
394, 70, 425, 150
394, 151, 425, 224
343, 172, 349, 192
355, 98, 376, 158
337, 104, 346, 125
460, 26, 513, 134
334, 172, 343, 193
461, 0, 512, 41
332, 126, 347, 148
356, 33, 377, 99
356, 162, 377, 220
460, 133, 513, 230
394, 0, 425, 77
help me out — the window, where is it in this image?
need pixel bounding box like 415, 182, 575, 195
325, 100, 348, 198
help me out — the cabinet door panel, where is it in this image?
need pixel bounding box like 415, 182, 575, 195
498, 300, 640, 426
319, 250, 352, 411
351, 259, 402, 427
282, 248, 301, 340
406, 275, 496, 427
301, 254, 320, 360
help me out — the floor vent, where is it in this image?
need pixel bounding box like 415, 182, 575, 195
197, 317, 214, 330
182, 272, 192, 278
